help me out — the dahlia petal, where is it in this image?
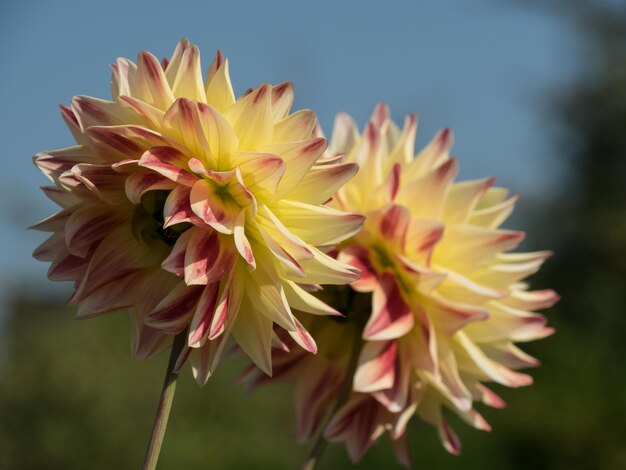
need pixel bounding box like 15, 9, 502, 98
210, 272, 244, 340
41, 185, 79, 208
504, 289, 560, 311
406, 306, 439, 374
76, 272, 142, 319
363, 274, 415, 341
427, 294, 489, 336
233, 210, 256, 268
34, 146, 98, 183
190, 326, 232, 386
86, 125, 178, 163
378, 204, 411, 248
200, 103, 241, 166
130, 318, 171, 361
71, 95, 139, 131
32, 232, 65, 262
283, 280, 341, 316
164, 39, 191, 85
469, 193, 520, 228
354, 340, 397, 393
295, 246, 360, 285
134, 51, 175, 110
170, 44, 207, 102
370, 101, 390, 127
257, 225, 304, 277
224, 84, 273, 150
271, 82, 294, 121
59, 104, 86, 144
404, 219, 444, 262
110, 57, 136, 99
388, 112, 418, 165
272, 109, 316, 143
161, 229, 193, 277
187, 283, 220, 347
481, 342, 541, 369
473, 383, 507, 409
30, 207, 73, 232
262, 138, 327, 194
396, 157, 458, 219
246, 261, 297, 332
434, 225, 525, 272
439, 414, 462, 455
390, 434, 412, 469
71, 225, 164, 302
230, 152, 285, 193
162, 98, 216, 165
328, 397, 382, 463
48, 249, 90, 281
339, 245, 378, 293
406, 128, 454, 179
70, 164, 128, 205
130, 270, 180, 358
231, 296, 274, 375
286, 162, 358, 205
163, 185, 202, 227
144, 282, 202, 333
256, 206, 314, 260
204, 51, 236, 112
444, 177, 495, 225
273, 200, 364, 246
463, 301, 547, 343
329, 112, 359, 155
118, 95, 165, 128
436, 268, 506, 304
295, 367, 342, 441
137, 146, 196, 186
287, 316, 317, 354
477, 251, 554, 288
65, 204, 124, 257
125, 171, 176, 204
184, 228, 237, 285
373, 347, 411, 412
455, 332, 533, 387
324, 394, 369, 441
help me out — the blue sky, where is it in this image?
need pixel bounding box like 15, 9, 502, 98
0, 0, 577, 301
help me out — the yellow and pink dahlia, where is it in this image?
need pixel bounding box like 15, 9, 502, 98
32, 40, 363, 383
244, 103, 558, 465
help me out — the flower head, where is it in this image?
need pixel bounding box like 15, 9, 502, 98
33, 40, 363, 383
244, 103, 558, 465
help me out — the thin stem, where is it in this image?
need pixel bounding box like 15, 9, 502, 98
302, 319, 362, 470
143, 331, 187, 470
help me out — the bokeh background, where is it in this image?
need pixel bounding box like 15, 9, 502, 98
1, 0, 625, 469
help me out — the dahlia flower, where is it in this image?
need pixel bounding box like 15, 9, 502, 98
32, 39, 363, 383
243, 103, 558, 466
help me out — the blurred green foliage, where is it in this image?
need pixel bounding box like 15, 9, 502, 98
2, 1, 626, 469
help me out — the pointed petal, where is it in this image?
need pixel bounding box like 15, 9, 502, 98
224, 84, 273, 150
138, 146, 196, 186
134, 51, 175, 110
354, 340, 397, 393
184, 228, 237, 285
170, 43, 207, 102
204, 51, 236, 112
286, 162, 358, 205
363, 273, 415, 341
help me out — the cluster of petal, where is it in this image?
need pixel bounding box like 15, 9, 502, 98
244, 103, 558, 465
33, 40, 363, 383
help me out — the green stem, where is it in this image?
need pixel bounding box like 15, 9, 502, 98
142, 331, 186, 470
302, 325, 362, 470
